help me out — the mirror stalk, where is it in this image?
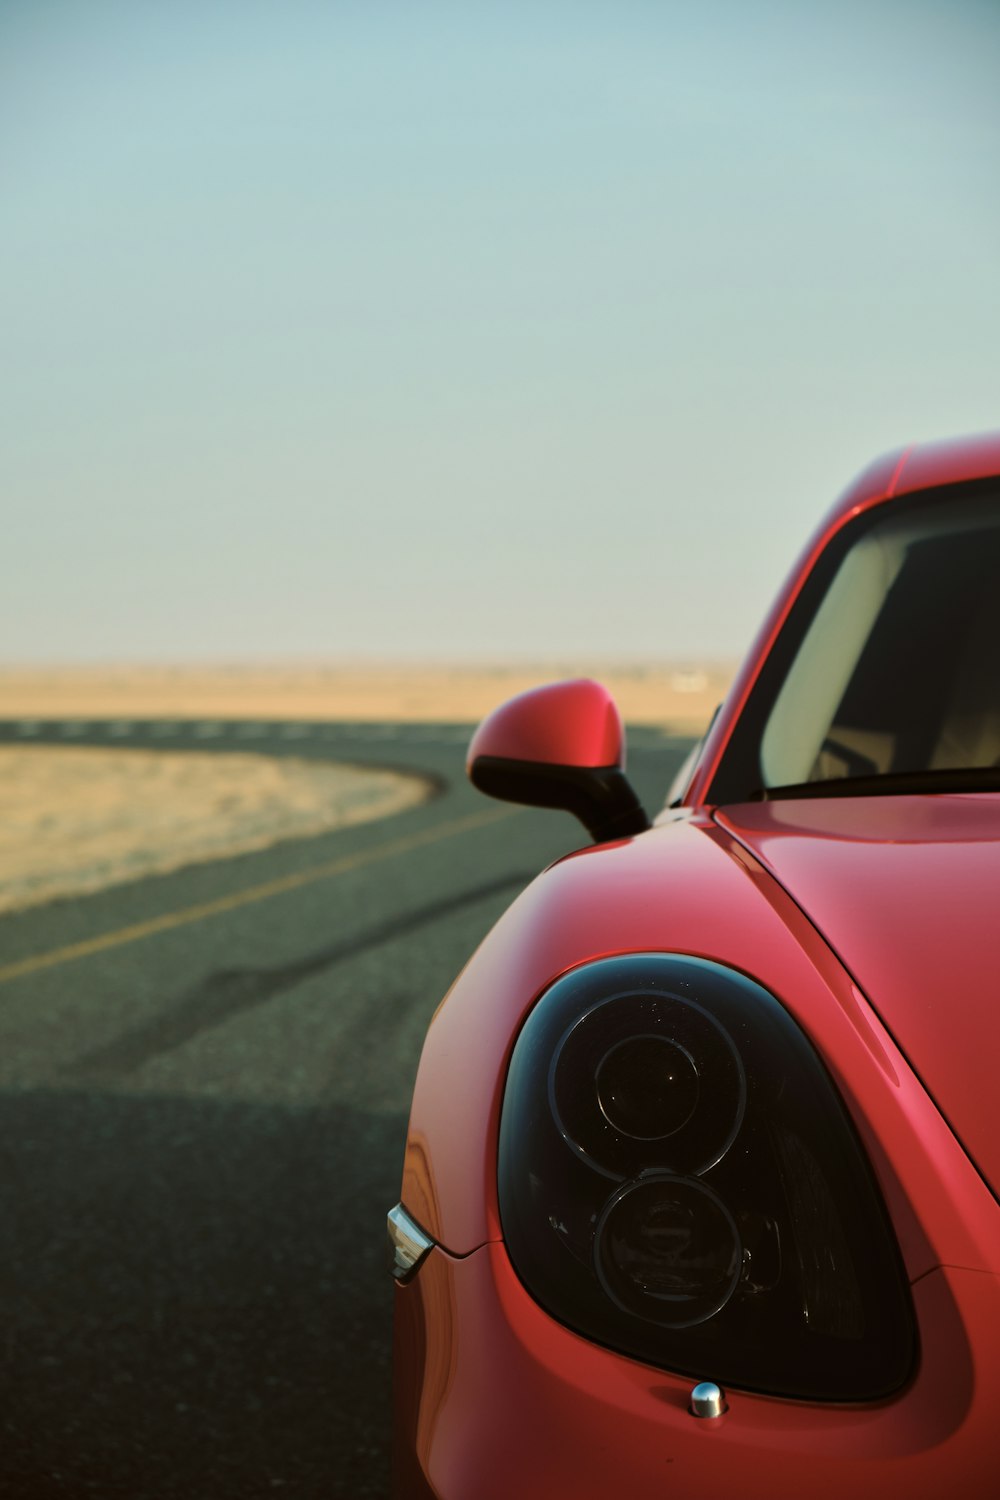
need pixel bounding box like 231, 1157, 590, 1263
470, 756, 649, 843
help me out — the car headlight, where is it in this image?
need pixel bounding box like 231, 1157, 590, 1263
498, 954, 915, 1400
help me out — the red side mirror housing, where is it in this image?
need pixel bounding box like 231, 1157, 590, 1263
467, 679, 650, 844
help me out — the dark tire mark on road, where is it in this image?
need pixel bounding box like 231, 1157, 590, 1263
63, 871, 535, 1084
0, 720, 693, 1498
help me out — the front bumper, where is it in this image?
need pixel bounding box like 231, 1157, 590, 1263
393, 1239, 1000, 1499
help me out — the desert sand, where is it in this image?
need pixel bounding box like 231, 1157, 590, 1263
0, 662, 734, 734
0, 746, 429, 914
0, 663, 734, 913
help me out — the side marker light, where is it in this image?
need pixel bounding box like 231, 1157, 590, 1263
387, 1203, 434, 1282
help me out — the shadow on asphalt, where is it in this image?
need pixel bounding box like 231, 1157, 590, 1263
0, 731, 696, 1497
0, 1089, 399, 1498
62, 872, 535, 1087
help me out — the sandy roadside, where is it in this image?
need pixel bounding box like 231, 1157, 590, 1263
0, 662, 734, 734
0, 664, 730, 914
0, 746, 430, 914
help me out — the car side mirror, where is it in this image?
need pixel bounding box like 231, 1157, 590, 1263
466, 679, 650, 843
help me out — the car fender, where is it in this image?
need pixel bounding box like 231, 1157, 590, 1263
399, 813, 1000, 1277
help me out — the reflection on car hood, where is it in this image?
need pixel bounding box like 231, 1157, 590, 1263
716, 794, 1000, 1202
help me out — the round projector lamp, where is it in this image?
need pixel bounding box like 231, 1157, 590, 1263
596, 1034, 700, 1140
594, 1174, 742, 1328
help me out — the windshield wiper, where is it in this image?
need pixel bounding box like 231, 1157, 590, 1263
750, 766, 1000, 801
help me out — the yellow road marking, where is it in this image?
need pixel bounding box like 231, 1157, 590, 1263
0, 805, 514, 986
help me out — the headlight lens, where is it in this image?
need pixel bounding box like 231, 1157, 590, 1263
596, 1174, 742, 1326
549, 988, 745, 1178
498, 954, 915, 1400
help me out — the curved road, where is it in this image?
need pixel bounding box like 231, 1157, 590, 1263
0, 718, 691, 1498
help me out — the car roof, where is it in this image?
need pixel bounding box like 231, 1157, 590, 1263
830, 429, 1000, 527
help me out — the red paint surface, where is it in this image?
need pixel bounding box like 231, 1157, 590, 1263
400, 817, 1000, 1278
395, 433, 1000, 1495
466, 678, 624, 771
717, 794, 1000, 1202
395, 1244, 1000, 1499
892, 430, 1000, 497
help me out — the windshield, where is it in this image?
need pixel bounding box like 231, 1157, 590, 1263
711, 484, 1000, 800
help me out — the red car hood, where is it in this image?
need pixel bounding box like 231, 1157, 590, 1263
717, 794, 1000, 1201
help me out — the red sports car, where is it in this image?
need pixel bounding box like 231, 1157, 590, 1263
389, 432, 1000, 1497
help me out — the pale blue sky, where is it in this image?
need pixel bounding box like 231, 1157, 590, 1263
3, 0, 999, 662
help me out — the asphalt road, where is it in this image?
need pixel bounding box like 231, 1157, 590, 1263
0, 718, 693, 1498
